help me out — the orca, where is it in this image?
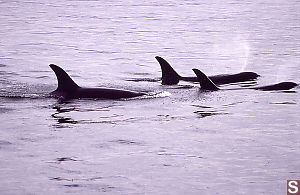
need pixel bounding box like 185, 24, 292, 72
192, 68, 298, 91
49, 64, 146, 100
155, 56, 260, 85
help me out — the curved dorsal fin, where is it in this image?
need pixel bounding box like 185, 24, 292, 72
192, 68, 219, 91
49, 64, 80, 92
155, 56, 181, 85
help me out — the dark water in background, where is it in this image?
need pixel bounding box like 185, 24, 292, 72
1, 0, 300, 194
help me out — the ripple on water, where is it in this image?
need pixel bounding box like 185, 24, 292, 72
51, 103, 135, 128
56, 157, 78, 162
110, 139, 144, 146
192, 104, 230, 118
62, 183, 117, 193
0, 106, 13, 114
125, 78, 160, 82
269, 101, 297, 105
0, 140, 12, 148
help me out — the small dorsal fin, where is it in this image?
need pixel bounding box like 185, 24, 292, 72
192, 68, 219, 91
155, 56, 181, 85
49, 64, 80, 92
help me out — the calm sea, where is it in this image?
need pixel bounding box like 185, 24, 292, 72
0, 0, 300, 194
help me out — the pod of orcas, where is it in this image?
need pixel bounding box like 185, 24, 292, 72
155, 56, 298, 91
49, 56, 298, 100
155, 56, 260, 85
192, 68, 298, 91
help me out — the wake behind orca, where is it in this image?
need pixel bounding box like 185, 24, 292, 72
155, 56, 260, 85
49, 64, 146, 100
192, 68, 298, 91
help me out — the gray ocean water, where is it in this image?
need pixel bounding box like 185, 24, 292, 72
1, 0, 300, 194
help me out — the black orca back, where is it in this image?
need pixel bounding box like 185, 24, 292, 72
49, 64, 146, 100
210, 72, 260, 85
253, 82, 298, 91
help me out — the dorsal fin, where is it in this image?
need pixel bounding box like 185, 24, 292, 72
155, 56, 181, 85
192, 68, 220, 91
49, 64, 80, 92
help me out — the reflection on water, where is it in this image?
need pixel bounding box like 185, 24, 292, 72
56, 157, 78, 163
52, 115, 78, 126
0, 106, 12, 114
192, 104, 230, 118
50, 102, 138, 128
194, 110, 229, 118
51, 105, 78, 127
0, 140, 12, 149
110, 139, 144, 146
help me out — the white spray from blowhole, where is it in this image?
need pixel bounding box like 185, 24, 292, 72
212, 35, 250, 74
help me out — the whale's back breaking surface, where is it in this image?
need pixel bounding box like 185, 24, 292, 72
49, 64, 146, 100
71, 88, 145, 99
252, 82, 298, 91
155, 56, 260, 85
